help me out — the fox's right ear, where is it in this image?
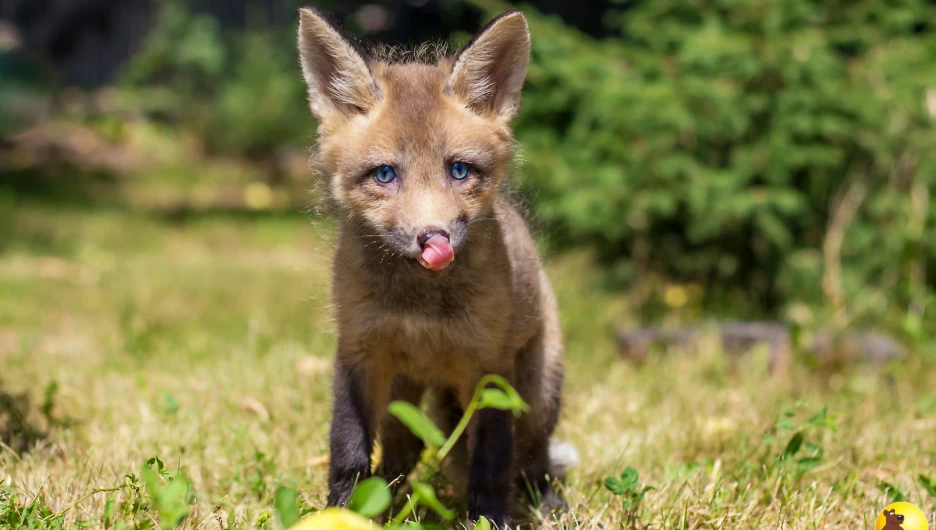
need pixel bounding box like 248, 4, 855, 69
297, 8, 379, 121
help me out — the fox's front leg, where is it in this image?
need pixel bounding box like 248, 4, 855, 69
468, 407, 515, 527
327, 359, 375, 507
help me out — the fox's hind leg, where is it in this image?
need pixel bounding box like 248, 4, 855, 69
516, 439, 562, 513
376, 376, 426, 485
513, 327, 568, 514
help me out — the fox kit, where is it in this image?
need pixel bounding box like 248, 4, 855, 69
297, 7, 569, 526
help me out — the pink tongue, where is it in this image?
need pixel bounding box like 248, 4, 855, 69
418, 235, 454, 271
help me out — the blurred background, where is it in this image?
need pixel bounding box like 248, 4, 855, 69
3, 4, 936, 525
2, 0, 935, 343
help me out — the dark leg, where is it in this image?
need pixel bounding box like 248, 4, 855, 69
516, 439, 564, 513
427, 387, 466, 437
513, 332, 566, 515
427, 387, 470, 490
376, 376, 425, 485
327, 360, 374, 507
468, 408, 514, 527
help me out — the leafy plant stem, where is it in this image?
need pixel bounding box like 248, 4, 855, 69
436, 374, 501, 463
42, 486, 127, 523
389, 490, 421, 527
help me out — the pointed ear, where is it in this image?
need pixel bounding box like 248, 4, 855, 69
297, 8, 379, 121
447, 10, 530, 119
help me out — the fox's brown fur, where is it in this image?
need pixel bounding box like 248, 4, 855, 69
297, 8, 567, 526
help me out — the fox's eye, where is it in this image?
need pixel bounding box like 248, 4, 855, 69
374, 165, 397, 184
450, 162, 470, 180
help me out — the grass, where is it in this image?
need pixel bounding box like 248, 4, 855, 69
1, 198, 935, 529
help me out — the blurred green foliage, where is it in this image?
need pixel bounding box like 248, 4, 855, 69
510, 0, 936, 331
120, 1, 312, 158
30, 0, 935, 331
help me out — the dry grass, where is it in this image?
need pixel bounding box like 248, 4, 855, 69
1, 202, 934, 529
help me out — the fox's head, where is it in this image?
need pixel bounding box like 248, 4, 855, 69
297, 8, 529, 272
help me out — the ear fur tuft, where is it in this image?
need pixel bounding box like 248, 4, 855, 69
447, 10, 531, 119
297, 7, 379, 120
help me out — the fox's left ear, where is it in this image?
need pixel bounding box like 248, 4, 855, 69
448, 10, 530, 119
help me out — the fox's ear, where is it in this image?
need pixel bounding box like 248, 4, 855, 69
297, 8, 379, 121
448, 10, 530, 119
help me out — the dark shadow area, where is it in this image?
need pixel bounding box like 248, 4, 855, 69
0, 163, 121, 207
0, 384, 48, 455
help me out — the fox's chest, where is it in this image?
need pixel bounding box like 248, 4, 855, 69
388, 314, 479, 380
333, 249, 527, 380
341, 300, 511, 385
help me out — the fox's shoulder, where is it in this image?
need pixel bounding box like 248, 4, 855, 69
494, 195, 538, 259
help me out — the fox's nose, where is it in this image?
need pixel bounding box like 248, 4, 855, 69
417, 227, 450, 248
415, 226, 454, 271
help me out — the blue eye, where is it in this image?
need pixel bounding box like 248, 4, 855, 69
374, 165, 397, 184
450, 162, 470, 180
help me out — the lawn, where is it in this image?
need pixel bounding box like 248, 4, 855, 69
1, 199, 935, 529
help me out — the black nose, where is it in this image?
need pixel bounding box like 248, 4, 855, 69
417, 227, 450, 248
897, 515, 904, 521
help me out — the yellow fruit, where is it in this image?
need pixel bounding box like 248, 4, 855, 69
288, 508, 377, 530
874, 502, 929, 530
